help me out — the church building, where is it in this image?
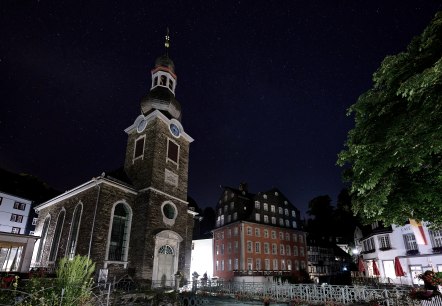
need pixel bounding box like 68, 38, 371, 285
32, 33, 196, 286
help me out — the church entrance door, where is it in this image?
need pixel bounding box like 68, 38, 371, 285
157, 245, 174, 287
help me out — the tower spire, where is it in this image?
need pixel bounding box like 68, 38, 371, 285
165, 27, 170, 56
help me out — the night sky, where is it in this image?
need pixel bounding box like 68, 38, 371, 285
1, 1, 440, 215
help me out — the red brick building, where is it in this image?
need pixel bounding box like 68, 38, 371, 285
212, 184, 308, 281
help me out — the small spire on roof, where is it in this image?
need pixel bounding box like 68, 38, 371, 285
164, 27, 170, 56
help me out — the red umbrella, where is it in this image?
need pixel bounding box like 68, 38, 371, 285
372, 261, 380, 276
358, 258, 365, 273
394, 257, 405, 277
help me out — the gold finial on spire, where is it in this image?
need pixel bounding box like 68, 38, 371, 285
165, 27, 170, 55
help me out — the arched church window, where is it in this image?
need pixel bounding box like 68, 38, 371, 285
67, 203, 82, 259
49, 210, 65, 261
154, 76, 159, 86
158, 245, 174, 255
36, 215, 50, 262
108, 203, 131, 261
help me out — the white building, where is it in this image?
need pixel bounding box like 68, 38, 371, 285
190, 238, 213, 279
0, 191, 33, 235
355, 221, 442, 285
0, 191, 37, 272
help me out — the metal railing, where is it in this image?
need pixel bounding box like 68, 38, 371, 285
181, 280, 422, 305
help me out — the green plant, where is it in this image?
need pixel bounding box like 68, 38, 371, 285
17, 256, 96, 306
55, 255, 96, 305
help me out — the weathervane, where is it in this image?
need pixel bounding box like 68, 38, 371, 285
165, 27, 170, 56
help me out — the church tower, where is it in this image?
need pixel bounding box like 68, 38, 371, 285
32, 30, 195, 286
123, 31, 195, 283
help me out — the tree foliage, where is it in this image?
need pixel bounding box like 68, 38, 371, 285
338, 11, 442, 226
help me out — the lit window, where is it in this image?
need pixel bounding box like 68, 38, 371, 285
271, 217, 276, 224
279, 219, 284, 226
292, 210, 296, 217
255, 201, 260, 209
263, 194, 267, 199
285, 220, 289, 227
263, 203, 268, 211
271, 205, 275, 213
284, 209, 289, 216
279, 207, 283, 214
292, 221, 297, 228
264, 215, 269, 223
255, 213, 260, 222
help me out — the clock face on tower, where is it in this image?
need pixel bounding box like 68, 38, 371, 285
137, 118, 147, 133
169, 123, 180, 137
